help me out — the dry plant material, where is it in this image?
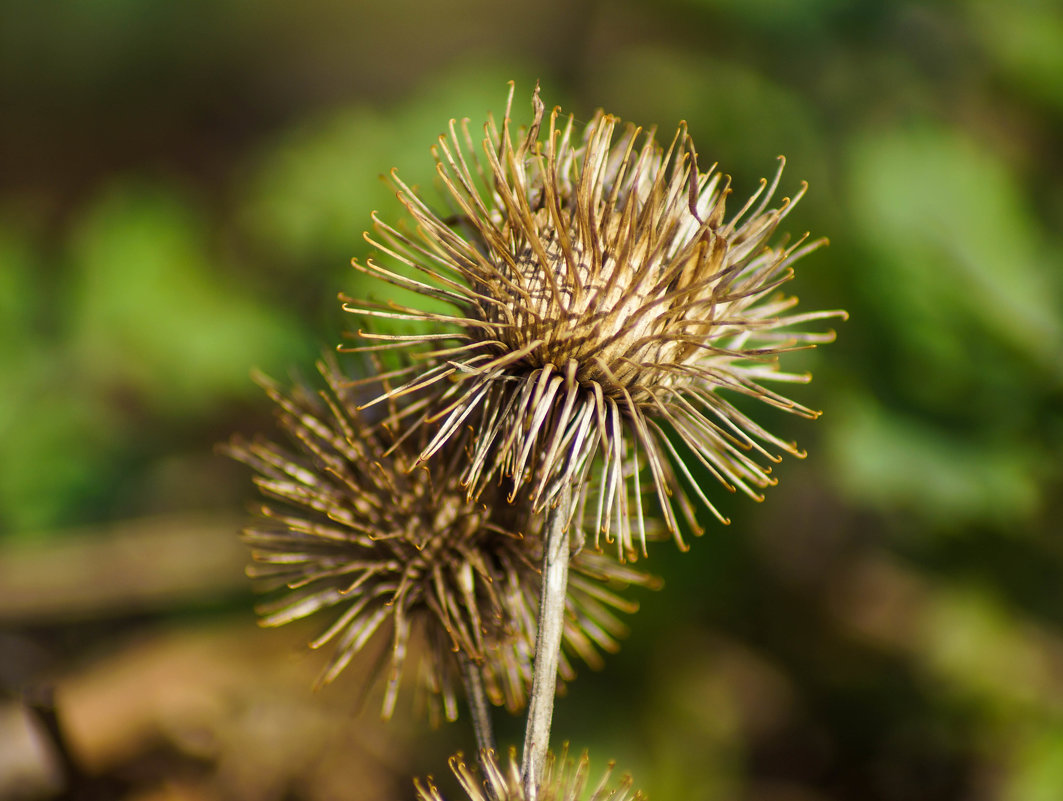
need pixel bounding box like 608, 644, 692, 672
415, 747, 644, 801
344, 84, 845, 558
222, 359, 656, 723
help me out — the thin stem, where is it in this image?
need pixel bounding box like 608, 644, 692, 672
520, 482, 572, 800
457, 649, 497, 759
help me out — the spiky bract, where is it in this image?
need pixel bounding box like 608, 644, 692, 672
223, 359, 656, 721
415, 747, 643, 801
344, 85, 844, 556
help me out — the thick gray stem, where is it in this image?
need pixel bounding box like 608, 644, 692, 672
520, 484, 572, 800
457, 650, 496, 760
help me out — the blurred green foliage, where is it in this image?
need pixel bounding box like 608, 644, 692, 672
2, 0, 1062, 799
70, 183, 307, 411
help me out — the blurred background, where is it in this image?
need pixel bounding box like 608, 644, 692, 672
1, 0, 1062, 799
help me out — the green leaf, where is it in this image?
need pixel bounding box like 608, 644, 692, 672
827, 392, 1043, 526
848, 124, 1063, 379
67, 181, 308, 411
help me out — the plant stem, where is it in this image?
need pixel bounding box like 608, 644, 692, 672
457, 649, 497, 759
520, 483, 572, 800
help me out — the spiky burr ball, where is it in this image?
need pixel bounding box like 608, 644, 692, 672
222, 358, 657, 722
415, 747, 643, 801
344, 84, 845, 557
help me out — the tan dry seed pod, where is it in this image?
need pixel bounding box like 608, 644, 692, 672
222, 357, 657, 722
343, 84, 845, 558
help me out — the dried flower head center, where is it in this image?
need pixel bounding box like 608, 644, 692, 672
388, 476, 492, 562
492, 208, 714, 402
346, 84, 845, 549
423, 497, 488, 551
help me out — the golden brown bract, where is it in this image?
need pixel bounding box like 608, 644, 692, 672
415, 747, 644, 801
222, 358, 656, 722
344, 84, 845, 557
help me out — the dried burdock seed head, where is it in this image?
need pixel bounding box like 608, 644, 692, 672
415, 746, 644, 801
343, 83, 846, 557
221, 357, 657, 722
